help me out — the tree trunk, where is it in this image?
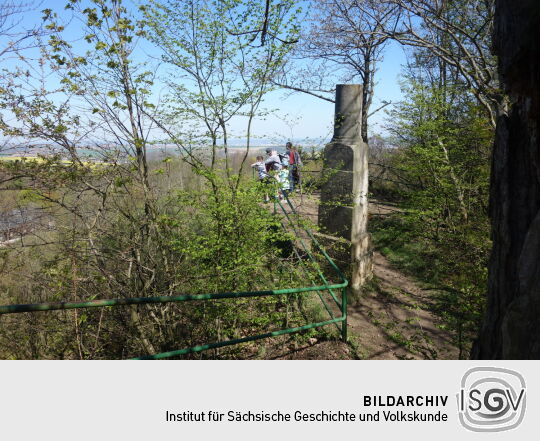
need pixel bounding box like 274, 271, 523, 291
472, 0, 540, 359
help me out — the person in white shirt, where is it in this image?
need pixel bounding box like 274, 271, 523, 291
251, 155, 271, 202
251, 155, 269, 181
264, 148, 283, 172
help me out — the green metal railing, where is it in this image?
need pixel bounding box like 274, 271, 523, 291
0, 194, 348, 359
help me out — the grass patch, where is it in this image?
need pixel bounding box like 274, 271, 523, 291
369, 211, 486, 358
370, 215, 445, 284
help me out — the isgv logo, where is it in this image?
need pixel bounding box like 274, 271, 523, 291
457, 367, 526, 432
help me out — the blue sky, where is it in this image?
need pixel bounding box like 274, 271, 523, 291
1, 0, 407, 145
254, 41, 407, 142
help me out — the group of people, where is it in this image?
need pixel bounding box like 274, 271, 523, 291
251, 142, 302, 202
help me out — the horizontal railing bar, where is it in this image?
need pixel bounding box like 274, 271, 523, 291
0, 189, 349, 360
284, 223, 341, 332
132, 316, 346, 360
0, 282, 347, 315
284, 196, 347, 281
276, 198, 343, 309
278, 196, 347, 309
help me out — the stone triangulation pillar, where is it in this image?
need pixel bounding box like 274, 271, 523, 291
318, 84, 372, 289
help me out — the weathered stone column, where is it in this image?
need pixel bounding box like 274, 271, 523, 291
318, 84, 372, 289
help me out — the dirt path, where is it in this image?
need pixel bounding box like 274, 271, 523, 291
348, 251, 458, 359
265, 251, 458, 360
275, 192, 459, 360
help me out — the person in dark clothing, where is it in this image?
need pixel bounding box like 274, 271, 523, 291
285, 142, 302, 191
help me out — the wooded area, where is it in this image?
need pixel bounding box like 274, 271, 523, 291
0, 0, 538, 359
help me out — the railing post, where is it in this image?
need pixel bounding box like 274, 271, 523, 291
341, 286, 347, 342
